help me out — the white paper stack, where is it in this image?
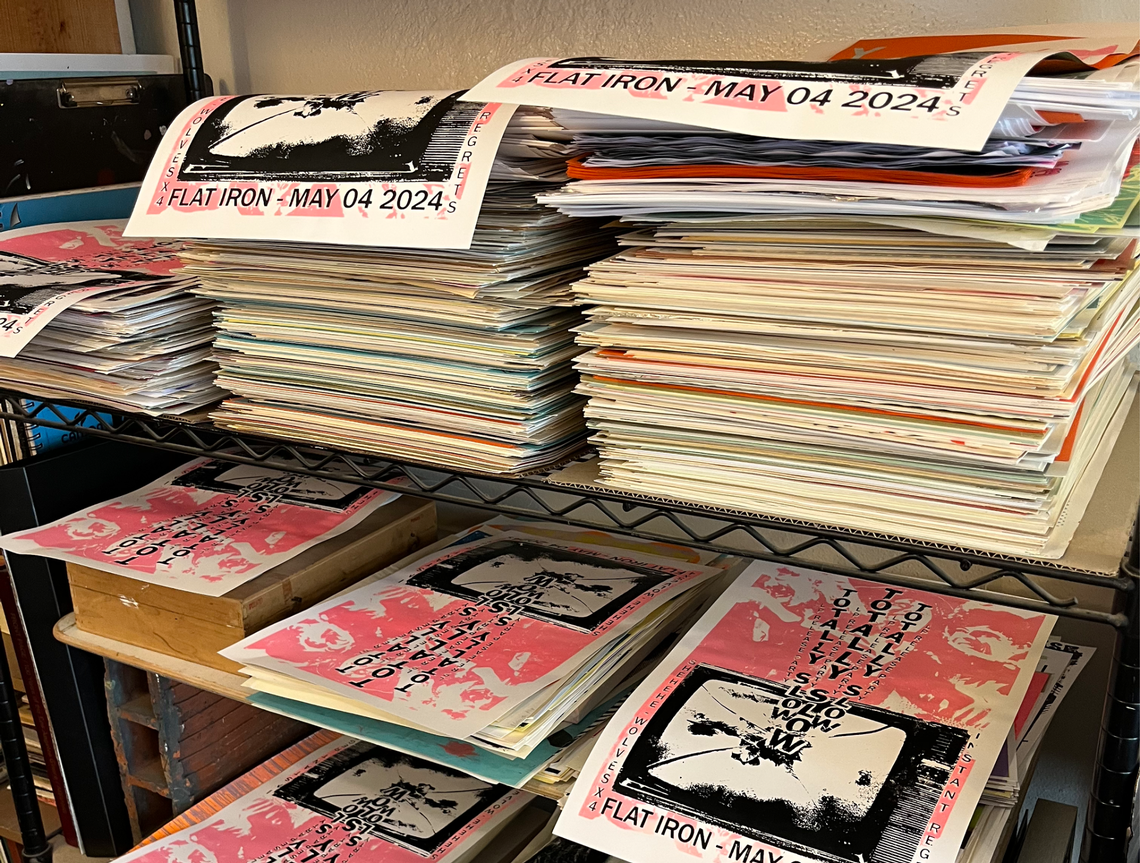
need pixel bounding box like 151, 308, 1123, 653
0, 221, 221, 415
177, 108, 615, 474
538, 70, 1140, 557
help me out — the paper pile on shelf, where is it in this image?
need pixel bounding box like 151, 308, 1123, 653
116, 732, 550, 863
0, 457, 405, 597
186, 194, 612, 474
0, 221, 221, 416
519, 59, 1140, 556
958, 640, 1094, 861
220, 518, 739, 794
126, 90, 618, 474
553, 560, 1055, 863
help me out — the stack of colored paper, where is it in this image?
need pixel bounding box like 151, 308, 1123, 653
0, 221, 221, 415
534, 71, 1140, 556
172, 106, 615, 474
220, 518, 738, 793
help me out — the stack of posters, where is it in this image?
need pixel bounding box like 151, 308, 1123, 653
0, 221, 221, 415
117, 732, 547, 863
464, 37, 1140, 555
554, 560, 1055, 863
220, 518, 740, 794
126, 91, 617, 474
957, 638, 1093, 861
0, 458, 405, 597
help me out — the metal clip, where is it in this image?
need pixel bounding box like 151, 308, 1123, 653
57, 78, 142, 108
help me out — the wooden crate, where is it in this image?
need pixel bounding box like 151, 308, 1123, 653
69, 497, 435, 672
104, 659, 313, 843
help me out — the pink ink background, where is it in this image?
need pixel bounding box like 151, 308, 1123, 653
228, 531, 723, 738
0, 459, 397, 597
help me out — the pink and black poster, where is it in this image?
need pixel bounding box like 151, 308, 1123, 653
556, 561, 1054, 863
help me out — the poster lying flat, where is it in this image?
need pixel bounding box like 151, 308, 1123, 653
116, 736, 531, 863
0, 458, 403, 597
826, 25, 1139, 67
125, 91, 517, 250
462, 52, 1055, 151
223, 524, 728, 739
0, 220, 184, 358
556, 561, 1054, 863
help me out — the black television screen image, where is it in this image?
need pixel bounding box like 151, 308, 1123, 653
407, 538, 673, 632
170, 460, 374, 512
614, 665, 969, 863
178, 90, 481, 183
273, 742, 512, 857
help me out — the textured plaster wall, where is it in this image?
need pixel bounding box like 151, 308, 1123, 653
130, 0, 1138, 95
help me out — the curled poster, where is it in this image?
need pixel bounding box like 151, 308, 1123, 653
556, 561, 1054, 863
0, 458, 404, 596
126, 91, 517, 249
115, 736, 532, 863
0, 220, 184, 358
462, 52, 1057, 151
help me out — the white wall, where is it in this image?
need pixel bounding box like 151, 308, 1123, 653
129, 0, 1137, 95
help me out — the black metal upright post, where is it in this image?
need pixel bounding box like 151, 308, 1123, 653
0, 617, 50, 863
173, 0, 211, 101
1082, 513, 1140, 862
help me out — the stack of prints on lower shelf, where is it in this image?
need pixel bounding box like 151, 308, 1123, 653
117, 730, 554, 863
532, 65, 1140, 557
220, 518, 740, 797
552, 561, 1059, 863
0, 221, 222, 415
957, 638, 1094, 861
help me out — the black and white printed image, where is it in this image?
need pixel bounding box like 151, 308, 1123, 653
0, 250, 162, 315
548, 53, 989, 89
274, 742, 511, 857
407, 538, 672, 632
615, 666, 969, 863
171, 460, 373, 511
178, 91, 483, 182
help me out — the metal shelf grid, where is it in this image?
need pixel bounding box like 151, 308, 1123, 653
2, 393, 1133, 628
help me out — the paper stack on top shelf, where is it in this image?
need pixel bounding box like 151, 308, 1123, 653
0, 221, 222, 416
127, 91, 618, 475
497, 57, 1140, 557
218, 518, 740, 795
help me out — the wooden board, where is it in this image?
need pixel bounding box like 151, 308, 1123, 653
0, 0, 122, 53
56, 614, 252, 703
68, 498, 436, 673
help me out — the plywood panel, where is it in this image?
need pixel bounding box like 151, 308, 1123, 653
0, 0, 122, 54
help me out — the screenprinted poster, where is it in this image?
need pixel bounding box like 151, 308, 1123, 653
126, 91, 517, 250
0, 458, 403, 596
556, 562, 1054, 863
0, 220, 184, 358
463, 51, 1059, 151
115, 736, 531, 863
224, 524, 729, 739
